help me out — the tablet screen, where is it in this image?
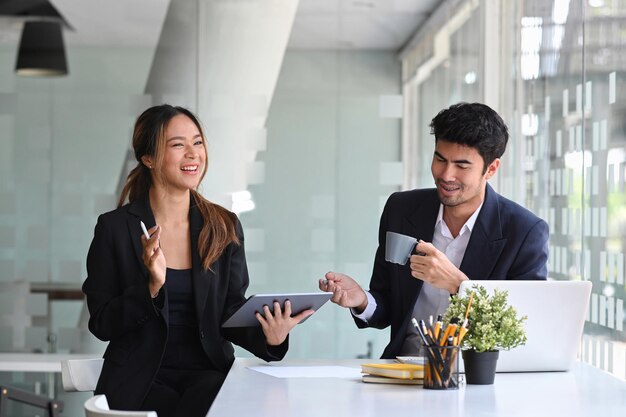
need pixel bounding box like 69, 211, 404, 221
221, 292, 332, 327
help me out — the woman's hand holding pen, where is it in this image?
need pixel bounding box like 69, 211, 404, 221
141, 224, 166, 297
256, 300, 314, 346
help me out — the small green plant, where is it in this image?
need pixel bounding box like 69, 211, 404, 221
444, 284, 527, 352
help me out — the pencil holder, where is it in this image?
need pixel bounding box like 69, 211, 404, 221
423, 345, 460, 390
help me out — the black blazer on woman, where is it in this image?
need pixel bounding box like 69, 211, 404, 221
82, 195, 287, 410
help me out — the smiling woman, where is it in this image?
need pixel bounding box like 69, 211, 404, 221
81, 104, 313, 417
144, 114, 206, 197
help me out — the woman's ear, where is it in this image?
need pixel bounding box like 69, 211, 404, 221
141, 155, 153, 169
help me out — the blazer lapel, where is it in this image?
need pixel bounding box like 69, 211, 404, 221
189, 196, 215, 327
127, 196, 156, 279
405, 190, 440, 242
400, 190, 440, 314
127, 196, 169, 324
459, 184, 507, 279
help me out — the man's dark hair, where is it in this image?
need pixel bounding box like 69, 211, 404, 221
429, 102, 509, 171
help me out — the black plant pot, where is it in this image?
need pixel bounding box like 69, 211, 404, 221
462, 350, 499, 384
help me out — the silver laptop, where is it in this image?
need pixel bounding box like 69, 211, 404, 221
457, 280, 592, 372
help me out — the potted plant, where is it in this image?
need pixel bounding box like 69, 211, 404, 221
443, 284, 527, 384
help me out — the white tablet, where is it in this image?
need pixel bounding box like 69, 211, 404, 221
221, 292, 333, 328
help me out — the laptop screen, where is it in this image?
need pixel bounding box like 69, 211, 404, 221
457, 280, 592, 372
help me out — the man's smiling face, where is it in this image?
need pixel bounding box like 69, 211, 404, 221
431, 140, 499, 210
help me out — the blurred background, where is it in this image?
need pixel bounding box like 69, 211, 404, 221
0, 0, 624, 414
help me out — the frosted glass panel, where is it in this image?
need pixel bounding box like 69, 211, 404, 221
379, 95, 403, 118
239, 50, 401, 359
401, 0, 626, 381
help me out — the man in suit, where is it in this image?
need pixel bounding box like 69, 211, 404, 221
319, 102, 549, 358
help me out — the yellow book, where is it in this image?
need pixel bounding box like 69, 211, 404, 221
360, 363, 424, 380
362, 374, 423, 385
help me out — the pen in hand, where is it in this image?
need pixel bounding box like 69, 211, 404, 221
140, 221, 151, 240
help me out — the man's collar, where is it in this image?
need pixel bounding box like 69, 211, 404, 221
436, 201, 484, 238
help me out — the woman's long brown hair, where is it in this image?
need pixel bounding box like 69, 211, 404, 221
118, 104, 239, 270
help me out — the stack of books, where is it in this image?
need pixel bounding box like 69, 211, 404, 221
360, 363, 425, 385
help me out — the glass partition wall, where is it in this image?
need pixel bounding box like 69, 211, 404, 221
401, 0, 626, 380
1, 3, 624, 416
0, 2, 404, 414
0, 1, 187, 414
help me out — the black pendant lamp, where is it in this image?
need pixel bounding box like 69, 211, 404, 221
15, 20, 68, 77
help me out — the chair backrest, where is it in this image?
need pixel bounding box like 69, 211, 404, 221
61, 358, 104, 392
84, 395, 157, 417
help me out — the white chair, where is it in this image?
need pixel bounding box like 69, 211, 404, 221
84, 395, 157, 417
60, 358, 104, 392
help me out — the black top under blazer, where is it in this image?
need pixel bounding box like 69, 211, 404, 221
83, 194, 287, 410
357, 184, 549, 359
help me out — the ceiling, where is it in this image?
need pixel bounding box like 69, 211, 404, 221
0, 0, 169, 47
55, 0, 169, 47
288, 0, 440, 50
0, 0, 439, 51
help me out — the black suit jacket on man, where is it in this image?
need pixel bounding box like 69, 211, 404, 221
82, 195, 286, 410
356, 184, 549, 359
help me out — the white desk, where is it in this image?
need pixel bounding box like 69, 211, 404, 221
0, 353, 96, 373
0, 353, 97, 398
208, 359, 626, 417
